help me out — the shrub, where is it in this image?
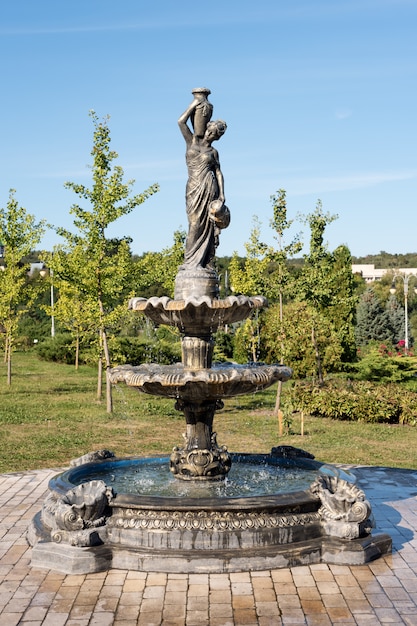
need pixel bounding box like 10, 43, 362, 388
36, 334, 76, 364
36, 334, 182, 367
289, 379, 417, 424
110, 336, 181, 366
353, 346, 417, 383
213, 330, 234, 362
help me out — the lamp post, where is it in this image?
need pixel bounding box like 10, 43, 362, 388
40, 267, 55, 338
390, 273, 417, 353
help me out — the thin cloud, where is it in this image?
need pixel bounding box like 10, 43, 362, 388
334, 108, 353, 120
289, 170, 417, 195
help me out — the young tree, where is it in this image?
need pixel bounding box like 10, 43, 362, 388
48, 111, 159, 411
134, 230, 185, 298
295, 201, 338, 384
266, 190, 302, 419
229, 217, 271, 363
328, 244, 358, 363
41, 244, 100, 369
263, 301, 343, 379
0, 190, 47, 384
228, 216, 270, 297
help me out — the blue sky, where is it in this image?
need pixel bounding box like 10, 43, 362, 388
1, 0, 416, 258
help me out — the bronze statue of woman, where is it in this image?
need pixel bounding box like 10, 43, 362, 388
178, 90, 229, 271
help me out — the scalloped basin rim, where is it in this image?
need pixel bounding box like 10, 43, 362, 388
51, 454, 355, 511
129, 295, 268, 311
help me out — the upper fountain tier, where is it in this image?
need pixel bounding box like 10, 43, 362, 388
129, 294, 267, 335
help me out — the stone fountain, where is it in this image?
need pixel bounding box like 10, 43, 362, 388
28, 89, 391, 574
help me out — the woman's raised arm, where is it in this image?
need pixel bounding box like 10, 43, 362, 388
178, 99, 199, 144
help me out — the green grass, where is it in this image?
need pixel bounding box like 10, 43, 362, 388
1, 351, 417, 473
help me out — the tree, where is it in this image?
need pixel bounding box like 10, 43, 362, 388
228, 216, 270, 297
134, 230, 185, 298
47, 111, 159, 411
328, 245, 358, 362
228, 217, 270, 364
266, 190, 302, 418
41, 245, 99, 368
263, 301, 343, 379
355, 287, 392, 346
0, 190, 47, 384
295, 201, 338, 384
385, 294, 406, 347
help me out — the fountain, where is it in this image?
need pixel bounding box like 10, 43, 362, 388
28, 89, 391, 574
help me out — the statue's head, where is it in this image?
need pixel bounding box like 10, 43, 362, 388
205, 120, 227, 141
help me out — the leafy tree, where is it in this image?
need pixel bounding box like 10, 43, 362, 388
228, 216, 270, 297
328, 245, 358, 362
134, 230, 185, 298
295, 201, 338, 383
265, 190, 302, 418
0, 190, 47, 384
229, 192, 302, 373
46, 111, 159, 410
263, 301, 342, 380
233, 316, 264, 363
41, 245, 99, 368
228, 217, 271, 363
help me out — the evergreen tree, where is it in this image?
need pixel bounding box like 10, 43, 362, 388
385, 294, 406, 346
355, 287, 392, 346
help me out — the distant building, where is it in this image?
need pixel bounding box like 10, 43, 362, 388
28, 262, 44, 275
352, 264, 417, 282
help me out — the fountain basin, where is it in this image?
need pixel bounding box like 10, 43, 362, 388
28, 453, 391, 574
129, 295, 267, 334
109, 362, 292, 402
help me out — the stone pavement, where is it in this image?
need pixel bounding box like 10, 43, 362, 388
1, 465, 417, 625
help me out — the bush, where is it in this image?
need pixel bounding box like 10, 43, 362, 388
352, 345, 417, 383
213, 330, 234, 362
36, 334, 182, 367
290, 379, 417, 425
36, 334, 76, 364
110, 336, 181, 366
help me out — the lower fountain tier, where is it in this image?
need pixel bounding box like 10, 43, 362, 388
27, 453, 392, 575
109, 362, 292, 402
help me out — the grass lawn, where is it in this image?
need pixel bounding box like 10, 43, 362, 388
1, 351, 417, 473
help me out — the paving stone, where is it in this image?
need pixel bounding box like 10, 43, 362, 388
1, 465, 417, 624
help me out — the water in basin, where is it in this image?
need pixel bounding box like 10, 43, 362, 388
80, 457, 319, 498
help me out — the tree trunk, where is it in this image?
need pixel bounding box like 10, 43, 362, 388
75, 334, 80, 370
311, 324, 324, 385
7, 338, 12, 386
274, 291, 284, 433
97, 355, 103, 401
274, 381, 283, 436
101, 327, 113, 414
106, 368, 113, 414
